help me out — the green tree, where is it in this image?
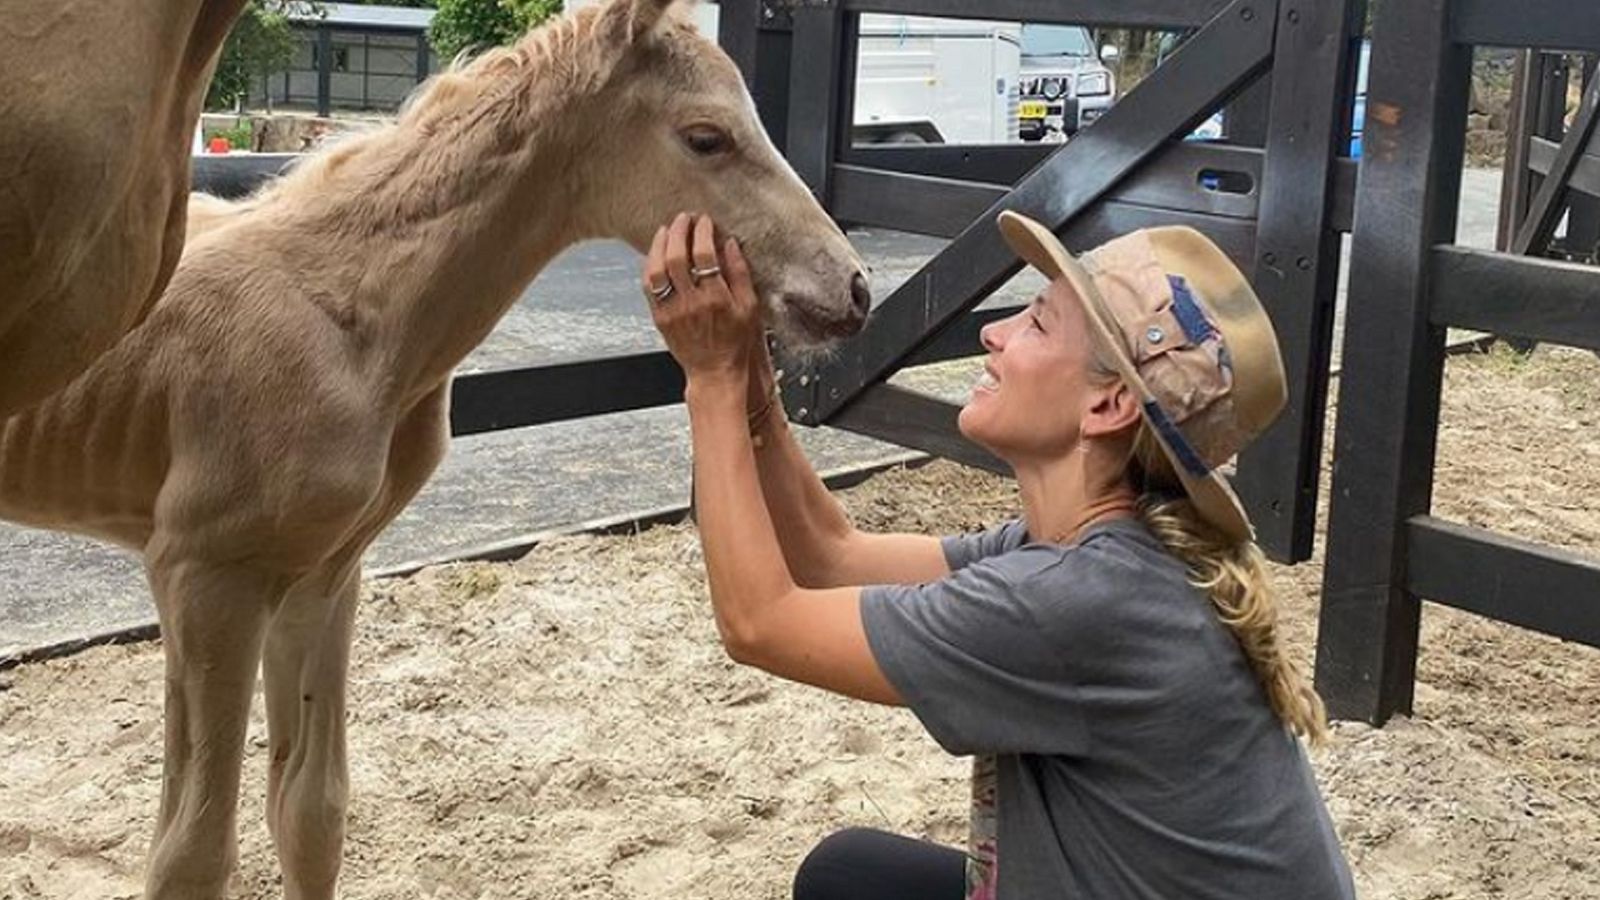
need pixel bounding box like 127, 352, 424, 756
207, 1, 318, 112
429, 0, 562, 62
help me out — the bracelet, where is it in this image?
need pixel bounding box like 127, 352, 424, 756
747, 384, 781, 448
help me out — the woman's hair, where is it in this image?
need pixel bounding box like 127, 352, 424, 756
1086, 350, 1330, 745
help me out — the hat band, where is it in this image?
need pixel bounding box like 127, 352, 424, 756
1167, 276, 1215, 345
1142, 399, 1212, 478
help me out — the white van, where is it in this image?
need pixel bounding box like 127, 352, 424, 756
852, 14, 1022, 145
573, 2, 1026, 146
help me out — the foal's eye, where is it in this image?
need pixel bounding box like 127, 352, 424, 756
682, 125, 733, 156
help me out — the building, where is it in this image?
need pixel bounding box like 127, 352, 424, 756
249, 2, 724, 117
250, 3, 438, 116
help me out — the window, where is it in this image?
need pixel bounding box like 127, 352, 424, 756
1020, 25, 1093, 58
313, 43, 351, 73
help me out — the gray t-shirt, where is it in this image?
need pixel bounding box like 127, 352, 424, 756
860, 517, 1355, 900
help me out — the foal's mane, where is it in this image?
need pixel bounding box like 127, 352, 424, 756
228, 1, 695, 216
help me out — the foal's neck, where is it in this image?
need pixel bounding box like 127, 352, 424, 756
286, 30, 611, 409
374, 129, 583, 401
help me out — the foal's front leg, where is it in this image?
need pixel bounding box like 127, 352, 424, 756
143, 555, 282, 900
263, 556, 362, 900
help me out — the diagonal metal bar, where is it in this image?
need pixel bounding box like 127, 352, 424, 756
1528, 137, 1600, 198
1512, 73, 1600, 255
799, 0, 1277, 424
1567, 60, 1600, 258
829, 385, 1007, 474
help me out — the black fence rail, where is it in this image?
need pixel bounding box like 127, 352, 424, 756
1314, 0, 1600, 724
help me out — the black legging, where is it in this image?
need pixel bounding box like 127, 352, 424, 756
793, 828, 968, 900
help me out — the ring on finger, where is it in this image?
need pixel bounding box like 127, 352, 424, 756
690, 264, 722, 285
648, 281, 675, 303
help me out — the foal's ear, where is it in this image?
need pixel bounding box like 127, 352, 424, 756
626, 0, 679, 41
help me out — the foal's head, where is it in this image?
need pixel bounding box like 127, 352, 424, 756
574, 0, 872, 349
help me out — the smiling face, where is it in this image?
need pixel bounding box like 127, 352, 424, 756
582, 0, 871, 349
960, 278, 1128, 463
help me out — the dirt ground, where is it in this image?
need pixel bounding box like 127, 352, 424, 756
2, 345, 1597, 900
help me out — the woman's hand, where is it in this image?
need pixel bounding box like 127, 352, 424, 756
644, 213, 761, 390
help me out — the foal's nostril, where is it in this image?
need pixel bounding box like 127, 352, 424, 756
849, 272, 872, 318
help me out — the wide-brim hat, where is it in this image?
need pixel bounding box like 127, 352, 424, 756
996, 211, 1287, 542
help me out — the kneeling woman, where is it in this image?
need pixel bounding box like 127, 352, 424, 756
642, 210, 1354, 900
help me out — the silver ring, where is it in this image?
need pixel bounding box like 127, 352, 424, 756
690, 264, 722, 285
649, 281, 675, 303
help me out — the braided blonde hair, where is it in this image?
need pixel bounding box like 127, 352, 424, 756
1088, 354, 1329, 745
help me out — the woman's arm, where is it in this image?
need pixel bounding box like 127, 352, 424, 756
687, 376, 902, 704
744, 355, 950, 587
647, 214, 905, 704
706, 246, 947, 586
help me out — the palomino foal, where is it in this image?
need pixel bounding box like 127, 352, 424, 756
0, 0, 248, 416
0, 0, 868, 896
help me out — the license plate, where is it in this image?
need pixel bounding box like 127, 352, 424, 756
1019, 100, 1049, 119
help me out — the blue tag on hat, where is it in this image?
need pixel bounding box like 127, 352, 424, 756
1167, 276, 1215, 345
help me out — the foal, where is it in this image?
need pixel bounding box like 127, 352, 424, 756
0, 1, 868, 896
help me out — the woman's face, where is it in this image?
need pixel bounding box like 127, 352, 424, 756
958, 277, 1106, 461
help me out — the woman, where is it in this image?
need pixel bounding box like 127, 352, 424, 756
641, 210, 1354, 900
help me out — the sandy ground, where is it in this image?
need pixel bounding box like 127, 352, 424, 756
2, 345, 1598, 900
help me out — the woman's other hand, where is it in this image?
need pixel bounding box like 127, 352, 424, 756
644, 213, 761, 390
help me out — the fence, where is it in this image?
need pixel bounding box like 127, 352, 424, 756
1314, 0, 1600, 724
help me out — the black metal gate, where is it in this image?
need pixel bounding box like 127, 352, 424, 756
723, 0, 1365, 565
1314, 0, 1600, 724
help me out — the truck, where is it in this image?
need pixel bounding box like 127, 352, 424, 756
1015, 23, 1119, 142
821, 15, 1121, 146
